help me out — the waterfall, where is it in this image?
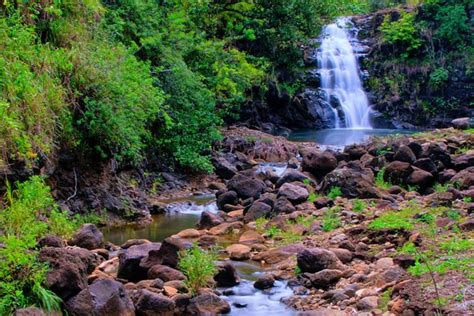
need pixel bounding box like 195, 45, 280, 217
317, 18, 372, 129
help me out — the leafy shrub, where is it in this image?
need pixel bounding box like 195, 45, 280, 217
178, 244, 218, 295
380, 12, 423, 59
429, 67, 449, 91
0, 176, 80, 313
327, 187, 342, 199
433, 4, 470, 48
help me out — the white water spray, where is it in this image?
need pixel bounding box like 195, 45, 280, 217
318, 18, 372, 129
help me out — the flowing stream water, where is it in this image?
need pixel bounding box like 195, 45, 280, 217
318, 17, 372, 129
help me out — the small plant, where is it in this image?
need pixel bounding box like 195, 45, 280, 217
178, 244, 218, 295
255, 217, 268, 234
433, 183, 450, 193
294, 266, 302, 275
322, 208, 341, 232
463, 196, 472, 203
375, 168, 392, 190
293, 215, 316, 228
352, 199, 368, 213
369, 212, 414, 231
327, 187, 342, 200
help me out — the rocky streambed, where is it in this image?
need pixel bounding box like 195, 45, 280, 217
25, 127, 474, 316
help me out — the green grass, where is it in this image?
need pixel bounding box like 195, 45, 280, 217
375, 167, 392, 190
352, 199, 368, 213
434, 183, 450, 193
369, 206, 420, 231
327, 186, 342, 199
178, 244, 218, 295
322, 208, 341, 232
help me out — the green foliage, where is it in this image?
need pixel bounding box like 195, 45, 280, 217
429, 67, 449, 91
380, 12, 423, 59
0, 176, 85, 313
352, 199, 368, 213
327, 187, 342, 200
178, 244, 218, 295
369, 211, 414, 230
322, 208, 341, 232
376, 167, 392, 190
431, 3, 470, 48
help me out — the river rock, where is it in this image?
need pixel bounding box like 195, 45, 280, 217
212, 156, 238, 179
147, 265, 186, 282
278, 183, 309, 204
217, 191, 239, 210
117, 242, 161, 282
451, 117, 470, 129
310, 269, 343, 289
187, 293, 231, 315
414, 158, 438, 174
228, 174, 266, 199
297, 248, 345, 273
226, 244, 251, 260
66, 280, 134, 316
239, 230, 264, 244
199, 211, 223, 229
407, 167, 434, 189
275, 169, 310, 187
357, 296, 379, 311
302, 149, 338, 178
135, 290, 175, 316
175, 229, 201, 239
321, 165, 379, 198
450, 166, 474, 189
121, 239, 151, 249
142, 237, 191, 269
243, 201, 272, 223
214, 262, 240, 287
452, 153, 474, 171
384, 161, 413, 184
393, 145, 416, 164
69, 224, 104, 250
254, 274, 275, 290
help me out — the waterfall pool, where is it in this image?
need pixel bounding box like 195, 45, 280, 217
287, 128, 417, 147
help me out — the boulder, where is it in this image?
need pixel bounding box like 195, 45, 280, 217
186, 293, 231, 315
198, 211, 223, 229
451, 117, 470, 130
407, 168, 434, 189
278, 183, 309, 204
227, 174, 266, 199
147, 265, 186, 282
141, 237, 191, 269
451, 166, 474, 189
217, 191, 239, 210
273, 196, 296, 214
452, 153, 474, 171
393, 145, 416, 164
175, 229, 201, 239
214, 262, 240, 287
254, 274, 275, 290
357, 296, 379, 311
384, 161, 413, 185
65, 279, 134, 316
309, 269, 342, 289
117, 243, 161, 282
297, 248, 345, 273
135, 290, 175, 316
275, 169, 310, 187
321, 166, 379, 198
69, 224, 104, 250
243, 202, 272, 223
212, 157, 237, 179
239, 230, 264, 244
38, 247, 102, 300
37, 235, 65, 248
414, 158, 437, 174
344, 145, 367, 160
302, 149, 338, 178
226, 244, 251, 260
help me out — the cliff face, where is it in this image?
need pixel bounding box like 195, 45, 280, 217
353, 7, 474, 129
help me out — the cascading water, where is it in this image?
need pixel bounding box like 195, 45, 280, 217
318, 18, 372, 129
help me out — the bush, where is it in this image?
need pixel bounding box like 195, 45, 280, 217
380, 12, 423, 59
0, 176, 80, 314
178, 244, 218, 295
429, 67, 449, 91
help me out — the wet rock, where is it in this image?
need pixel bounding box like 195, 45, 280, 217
217, 191, 239, 210
69, 224, 104, 250
199, 211, 223, 229
65, 279, 134, 316
39, 247, 102, 300
278, 183, 309, 204
275, 169, 310, 187
243, 201, 272, 223
309, 269, 342, 289
38, 235, 65, 248
254, 274, 275, 290
186, 293, 231, 315
451, 117, 470, 130
214, 262, 240, 287
228, 174, 266, 199
302, 149, 338, 178
297, 248, 345, 273
147, 265, 186, 282
226, 244, 251, 260
394, 145, 416, 164
117, 243, 161, 282
135, 290, 175, 316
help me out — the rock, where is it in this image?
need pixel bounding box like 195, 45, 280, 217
135, 290, 175, 316
217, 191, 239, 210
175, 229, 201, 239
65, 279, 134, 316
302, 149, 338, 178
385, 161, 413, 185
147, 265, 186, 282
69, 224, 104, 250
37, 235, 65, 248
228, 174, 266, 199
243, 202, 272, 223
214, 262, 240, 287
187, 293, 231, 315
254, 274, 274, 290
239, 230, 264, 244
297, 248, 345, 273
212, 157, 238, 179
38, 247, 102, 300
163, 286, 178, 297
275, 169, 310, 187
344, 144, 367, 160
375, 257, 394, 270
121, 239, 151, 249
321, 166, 379, 198
226, 244, 251, 260
329, 248, 353, 264
407, 168, 434, 189
199, 211, 223, 229
451, 117, 470, 130
141, 237, 191, 269
273, 197, 296, 214
278, 183, 309, 204
460, 218, 474, 231
357, 296, 379, 311
393, 145, 416, 164
453, 153, 474, 171
117, 242, 161, 282
296, 309, 346, 316
13, 308, 47, 316
313, 197, 334, 209
414, 158, 437, 174
451, 166, 474, 189
309, 269, 342, 289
